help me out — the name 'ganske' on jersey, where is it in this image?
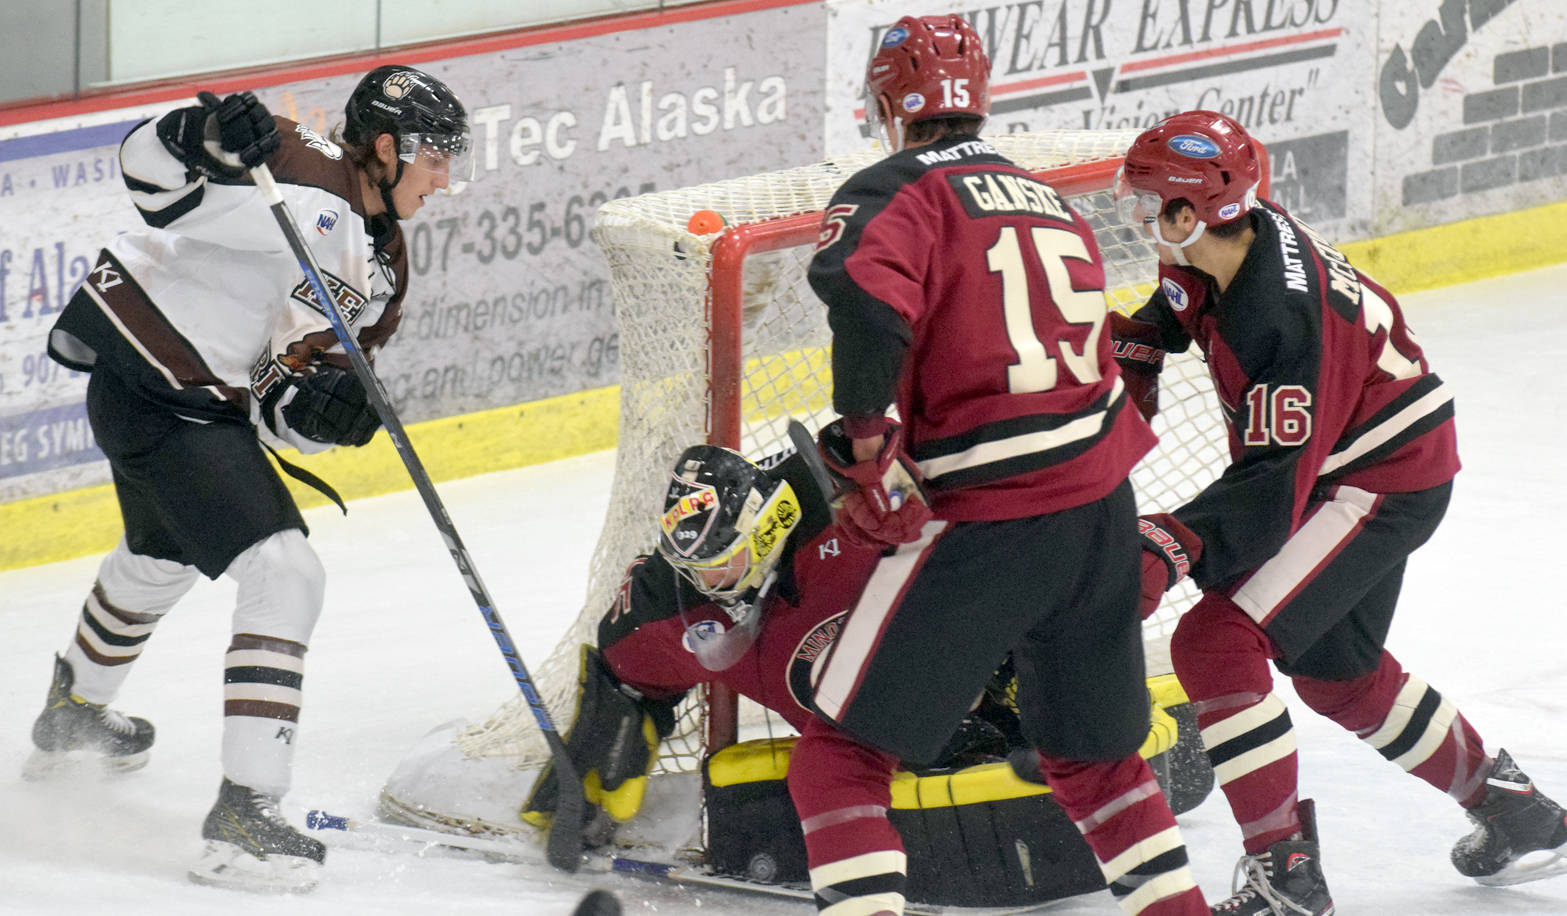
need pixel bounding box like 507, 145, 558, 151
948, 168, 1074, 222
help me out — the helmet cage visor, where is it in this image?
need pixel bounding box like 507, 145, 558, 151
1113, 164, 1164, 227
398, 130, 477, 183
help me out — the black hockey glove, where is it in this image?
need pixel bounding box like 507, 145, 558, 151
198, 91, 279, 169
155, 91, 278, 180
1137, 513, 1202, 620
281, 365, 381, 447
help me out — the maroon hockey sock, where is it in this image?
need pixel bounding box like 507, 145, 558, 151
1172, 596, 1303, 853
1293, 650, 1490, 807
1037, 753, 1206, 915
787, 719, 905, 911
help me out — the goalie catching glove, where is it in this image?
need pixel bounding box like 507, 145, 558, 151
521, 645, 677, 847
817, 418, 932, 548
1137, 513, 1202, 619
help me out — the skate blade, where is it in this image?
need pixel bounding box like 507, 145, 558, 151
1472, 847, 1567, 887
188, 840, 320, 894
21, 748, 149, 782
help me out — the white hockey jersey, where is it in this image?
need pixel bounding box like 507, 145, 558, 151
48, 111, 408, 454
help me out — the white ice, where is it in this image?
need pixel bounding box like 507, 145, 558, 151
3, 264, 1566, 915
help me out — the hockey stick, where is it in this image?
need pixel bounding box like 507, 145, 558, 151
304, 810, 542, 860
251, 163, 585, 872
785, 419, 849, 505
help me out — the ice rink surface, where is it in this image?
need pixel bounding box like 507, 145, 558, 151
3, 264, 1566, 915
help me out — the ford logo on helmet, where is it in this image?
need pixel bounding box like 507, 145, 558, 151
881, 26, 909, 48
1168, 134, 1221, 159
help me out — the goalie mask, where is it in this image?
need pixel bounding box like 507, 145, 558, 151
1114, 110, 1262, 265
657, 445, 801, 670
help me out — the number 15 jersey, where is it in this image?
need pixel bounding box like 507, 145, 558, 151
809, 136, 1155, 521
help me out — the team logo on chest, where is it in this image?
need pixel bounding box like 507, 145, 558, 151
290, 270, 368, 323
786, 611, 846, 712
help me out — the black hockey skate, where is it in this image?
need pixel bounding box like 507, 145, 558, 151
1451, 748, 1567, 886
25, 654, 154, 780
1210, 799, 1334, 916
189, 778, 326, 893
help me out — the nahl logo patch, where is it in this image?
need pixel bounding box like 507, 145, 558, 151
290, 271, 368, 323
1161, 277, 1190, 312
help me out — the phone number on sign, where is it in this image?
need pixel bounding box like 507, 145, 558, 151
0, 351, 83, 397
409, 183, 657, 276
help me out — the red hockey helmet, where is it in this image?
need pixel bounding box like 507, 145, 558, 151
1116, 110, 1262, 229
866, 15, 990, 149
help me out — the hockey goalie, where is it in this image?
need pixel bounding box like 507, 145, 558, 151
389, 441, 1212, 909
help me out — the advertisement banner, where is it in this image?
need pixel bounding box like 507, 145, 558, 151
0, 3, 826, 503
825, 0, 1373, 236
1373, 1, 1567, 235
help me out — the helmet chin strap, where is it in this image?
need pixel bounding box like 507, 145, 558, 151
378, 158, 406, 221
1151, 217, 1207, 267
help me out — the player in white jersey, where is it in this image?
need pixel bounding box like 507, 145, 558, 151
29, 65, 474, 892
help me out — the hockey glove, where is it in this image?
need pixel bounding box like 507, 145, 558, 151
156, 91, 279, 181
1110, 311, 1166, 422
1137, 513, 1202, 619
281, 365, 381, 447
817, 419, 932, 549
198, 91, 279, 170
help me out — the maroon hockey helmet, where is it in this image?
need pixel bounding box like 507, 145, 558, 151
866, 15, 990, 149
1115, 110, 1262, 249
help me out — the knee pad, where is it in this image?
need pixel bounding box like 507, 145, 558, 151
1171, 594, 1275, 702
96, 537, 200, 614
1291, 650, 1403, 731
786, 719, 896, 820
227, 529, 324, 645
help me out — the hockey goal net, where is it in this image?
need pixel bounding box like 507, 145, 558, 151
382, 129, 1243, 832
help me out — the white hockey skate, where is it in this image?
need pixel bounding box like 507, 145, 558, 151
188, 778, 325, 893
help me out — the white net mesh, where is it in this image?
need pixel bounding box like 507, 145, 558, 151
433, 130, 1229, 786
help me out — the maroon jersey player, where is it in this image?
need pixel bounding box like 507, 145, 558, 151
1115, 110, 1567, 913
796, 14, 1209, 916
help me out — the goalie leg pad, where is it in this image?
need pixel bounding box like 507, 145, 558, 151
521, 645, 673, 830
705, 736, 1109, 908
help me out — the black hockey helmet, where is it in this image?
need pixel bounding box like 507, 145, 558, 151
344, 65, 475, 213
656, 444, 800, 603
